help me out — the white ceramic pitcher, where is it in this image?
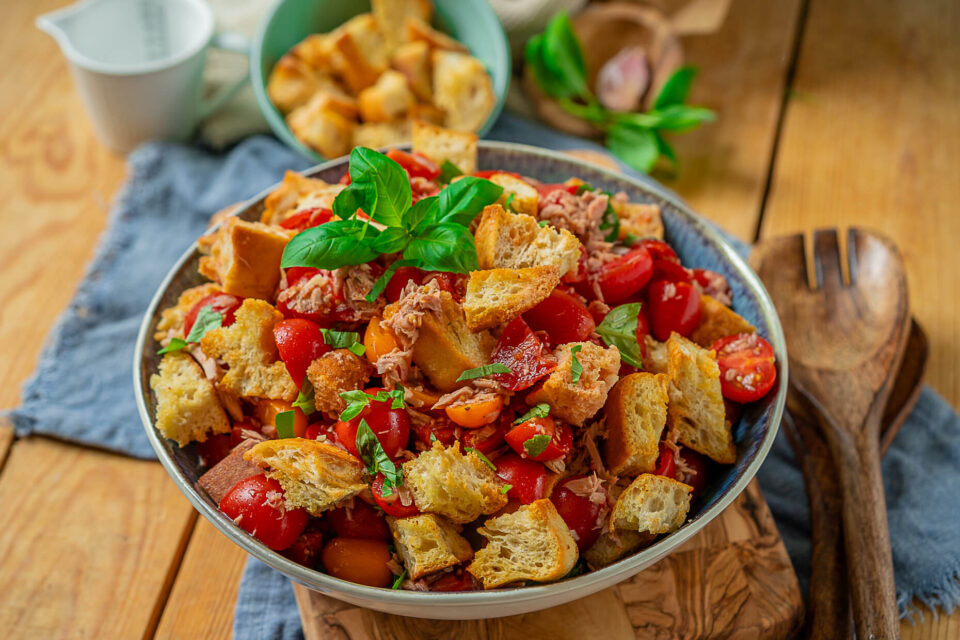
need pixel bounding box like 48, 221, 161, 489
37, 0, 249, 152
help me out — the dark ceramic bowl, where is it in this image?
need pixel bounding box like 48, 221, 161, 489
135, 142, 787, 619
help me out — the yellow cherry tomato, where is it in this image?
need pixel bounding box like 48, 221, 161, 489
364, 316, 399, 364
445, 396, 504, 428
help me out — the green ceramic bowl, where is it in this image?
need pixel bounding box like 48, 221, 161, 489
251, 0, 510, 163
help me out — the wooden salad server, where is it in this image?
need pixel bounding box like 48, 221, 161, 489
750, 228, 910, 639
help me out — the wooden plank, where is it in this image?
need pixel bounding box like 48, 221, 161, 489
0, 437, 196, 639
154, 517, 248, 640
0, 419, 13, 471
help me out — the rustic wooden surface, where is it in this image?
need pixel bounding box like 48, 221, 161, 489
1, 0, 958, 637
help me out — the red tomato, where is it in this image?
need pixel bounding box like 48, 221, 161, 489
386, 149, 441, 180
562, 245, 589, 284
489, 318, 556, 391
431, 571, 479, 592
495, 453, 547, 504
550, 475, 608, 551
461, 415, 509, 455
184, 293, 243, 337
638, 239, 679, 263
284, 267, 321, 287
710, 333, 777, 403
276, 268, 346, 326
692, 268, 732, 302
219, 474, 309, 550
371, 473, 420, 518
328, 500, 390, 541
335, 390, 411, 459
647, 281, 702, 341
654, 443, 676, 478
523, 289, 596, 345
383, 267, 459, 302
197, 424, 244, 467
273, 318, 331, 388
279, 207, 334, 232
283, 524, 326, 569
321, 538, 393, 587
474, 169, 523, 181
677, 447, 709, 501
339, 171, 351, 185
595, 246, 653, 303
650, 259, 692, 284
505, 416, 573, 462
411, 416, 459, 449
304, 421, 336, 441
534, 181, 579, 197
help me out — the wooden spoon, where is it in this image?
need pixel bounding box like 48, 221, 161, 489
750, 228, 910, 639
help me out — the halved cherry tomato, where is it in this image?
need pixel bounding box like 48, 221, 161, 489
710, 333, 777, 403
184, 293, 243, 337
495, 453, 547, 504
282, 523, 326, 568
474, 169, 523, 181
339, 171, 351, 185
257, 400, 308, 438
219, 474, 309, 550
677, 447, 709, 501
328, 500, 390, 541
654, 443, 676, 478
461, 414, 510, 455
647, 280, 702, 341
371, 473, 420, 518
562, 245, 589, 284
637, 239, 679, 263
304, 421, 336, 441
550, 475, 608, 551
273, 318, 331, 388
523, 288, 596, 345
505, 416, 573, 462
534, 181, 580, 197
489, 318, 556, 391
595, 246, 653, 303
321, 538, 393, 587
445, 395, 504, 428
431, 570, 479, 592
363, 316, 399, 364
284, 267, 321, 287
386, 149, 441, 180
335, 389, 411, 459
650, 258, 692, 284
279, 207, 334, 232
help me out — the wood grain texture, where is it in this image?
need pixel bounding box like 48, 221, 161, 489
0, 420, 14, 471
0, 438, 196, 639
295, 481, 803, 640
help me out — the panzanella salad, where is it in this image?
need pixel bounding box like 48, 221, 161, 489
150, 121, 777, 591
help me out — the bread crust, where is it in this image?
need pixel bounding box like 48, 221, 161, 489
613, 201, 663, 241
690, 295, 756, 348
197, 218, 293, 300
603, 372, 671, 476
610, 473, 692, 535
526, 342, 621, 427
432, 49, 495, 133
474, 205, 581, 277
388, 513, 473, 579
150, 351, 230, 447
411, 120, 478, 174
463, 266, 560, 332
307, 349, 373, 418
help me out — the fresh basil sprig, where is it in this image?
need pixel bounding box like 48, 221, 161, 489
515, 403, 550, 424
596, 303, 644, 368
456, 363, 512, 382
275, 410, 296, 439
569, 344, 584, 384
523, 434, 552, 458
338, 386, 406, 421
356, 419, 403, 496
157, 305, 223, 355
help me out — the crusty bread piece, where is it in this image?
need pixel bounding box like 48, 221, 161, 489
690, 295, 756, 348
200, 299, 298, 401
432, 49, 495, 133
306, 349, 373, 418
487, 173, 539, 216
372, 0, 432, 54
584, 529, 655, 569
403, 442, 508, 523
197, 217, 294, 300
198, 440, 261, 504
154, 283, 222, 341
474, 205, 581, 277
391, 41, 433, 102
290, 33, 335, 69
329, 14, 389, 93
266, 53, 331, 114
405, 17, 469, 53
358, 70, 415, 123
411, 120, 477, 174
353, 120, 412, 149
613, 201, 664, 241
150, 352, 230, 447
463, 266, 560, 332
666, 333, 736, 464
410, 102, 445, 125
262, 171, 333, 225
610, 473, 692, 535
642, 336, 669, 374
527, 342, 621, 427
468, 499, 578, 589
244, 438, 367, 515
287, 104, 355, 158
388, 513, 473, 579
603, 372, 671, 476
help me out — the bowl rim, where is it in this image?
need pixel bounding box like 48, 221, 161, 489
134, 140, 788, 608
248, 0, 511, 164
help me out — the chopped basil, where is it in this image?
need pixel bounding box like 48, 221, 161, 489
292, 379, 316, 416
157, 337, 187, 355
156, 305, 222, 355
504, 192, 516, 211
391, 568, 407, 589
596, 303, 644, 369
464, 447, 496, 471
574, 182, 593, 195
515, 403, 550, 424
429, 432, 438, 443
275, 410, 296, 439
569, 344, 583, 384
523, 434, 552, 458
500, 484, 512, 494
356, 419, 403, 496
338, 389, 371, 421
456, 363, 512, 382
320, 328, 365, 356
537, 220, 550, 228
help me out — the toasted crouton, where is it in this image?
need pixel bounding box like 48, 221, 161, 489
358, 70, 415, 123
287, 104, 355, 158
197, 218, 293, 300
474, 205, 581, 277
584, 529, 655, 569
410, 103, 445, 126
306, 349, 373, 418
666, 333, 736, 464
468, 499, 578, 589
527, 342, 621, 427
611, 473, 692, 535
487, 173, 539, 216
613, 201, 664, 241
290, 33, 335, 69
603, 373, 670, 476
403, 442, 508, 523
388, 513, 473, 579
690, 295, 756, 348
154, 283, 222, 342
266, 54, 331, 114
200, 299, 298, 401
352, 120, 412, 149
411, 120, 477, 174
405, 17, 469, 53
262, 171, 334, 225
432, 50, 495, 133
463, 266, 559, 332
329, 14, 389, 93
244, 438, 366, 515
392, 41, 433, 102
372, 0, 432, 53
150, 352, 230, 447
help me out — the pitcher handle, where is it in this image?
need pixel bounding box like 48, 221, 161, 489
198, 31, 251, 121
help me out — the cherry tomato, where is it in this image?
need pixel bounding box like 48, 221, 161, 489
550, 475, 608, 551
711, 333, 777, 403
505, 416, 573, 462
495, 453, 547, 504
328, 500, 390, 541
595, 246, 653, 303
284, 267, 321, 288
461, 415, 510, 455
304, 421, 336, 441
371, 473, 420, 518
647, 281, 702, 341
197, 424, 245, 467
489, 318, 556, 391
654, 443, 676, 478
431, 571, 479, 592
386, 149, 441, 180
677, 447, 709, 501
219, 474, 309, 550
523, 288, 596, 345
257, 400, 308, 438
273, 318, 331, 388
279, 207, 334, 232
637, 239, 679, 263
283, 524, 326, 569
321, 538, 393, 587
445, 396, 504, 428
184, 293, 243, 337
562, 245, 589, 284
650, 259, 692, 284
692, 268, 732, 303
339, 171, 351, 185
363, 316, 400, 364
474, 169, 523, 181
335, 390, 411, 459
534, 181, 580, 197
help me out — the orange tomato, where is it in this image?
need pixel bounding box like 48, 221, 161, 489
445, 396, 504, 428
364, 316, 399, 364
320, 538, 393, 587
257, 400, 307, 438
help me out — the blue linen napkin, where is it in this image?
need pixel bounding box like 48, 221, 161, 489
5, 114, 960, 638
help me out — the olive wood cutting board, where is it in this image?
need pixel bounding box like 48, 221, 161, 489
292, 480, 803, 640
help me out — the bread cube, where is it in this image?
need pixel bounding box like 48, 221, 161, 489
371, 0, 432, 53
432, 50, 495, 133
150, 352, 230, 447
405, 17, 468, 53
603, 372, 670, 476
266, 53, 330, 114
642, 336, 669, 374
154, 283, 222, 342
463, 266, 559, 332
287, 104, 355, 158
262, 170, 337, 225
392, 41, 433, 102
487, 173, 539, 216
388, 513, 473, 579
526, 342, 621, 427
412, 120, 477, 174
610, 473, 692, 535
329, 14, 389, 93
197, 217, 293, 300
474, 205, 581, 277
690, 295, 756, 348
584, 529, 655, 569
613, 201, 664, 241
352, 120, 412, 149
306, 349, 373, 418
358, 70, 415, 123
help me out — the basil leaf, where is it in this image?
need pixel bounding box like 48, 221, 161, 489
500, 484, 512, 494
365, 258, 417, 303
405, 195, 439, 232
356, 418, 403, 495
653, 66, 698, 109
339, 389, 372, 421
599, 199, 620, 242
526, 34, 577, 99
332, 179, 377, 221
321, 329, 362, 350
456, 363, 512, 382
281, 219, 380, 269
404, 223, 479, 273
537, 220, 549, 228
504, 192, 516, 211
607, 123, 659, 174
292, 379, 316, 416
569, 344, 583, 384
438, 160, 463, 184
429, 432, 438, 442
348, 342, 366, 357
574, 183, 593, 195
276, 410, 296, 439
436, 177, 503, 227
656, 132, 678, 165
646, 105, 715, 132
596, 303, 644, 368
523, 434, 552, 458
542, 12, 588, 98
185, 305, 223, 343
515, 403, 550, 424
348, 147, 411, 227
464, 447, 496, 470
373, 384, 405, 410
157, 337, 187, 355
391, 568, 406, 589
372, 226, 410, 254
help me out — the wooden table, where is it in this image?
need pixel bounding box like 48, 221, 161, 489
1, 0, 957, 637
